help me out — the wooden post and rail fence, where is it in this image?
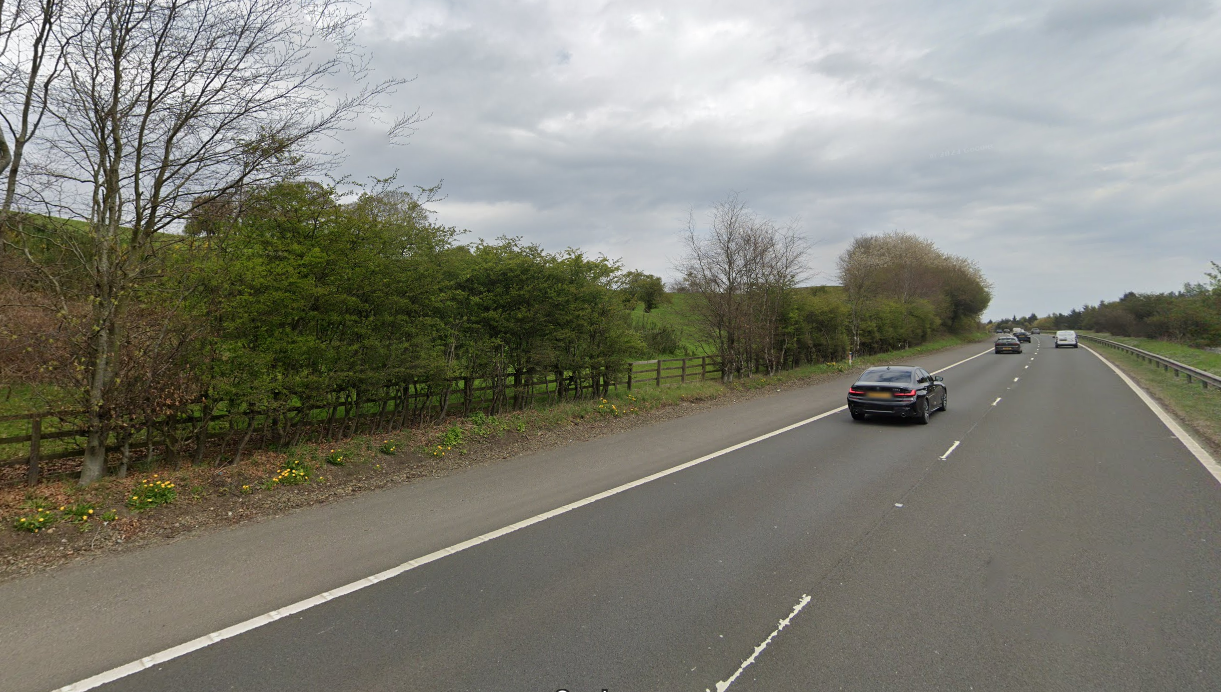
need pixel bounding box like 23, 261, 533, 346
1, 354, 723, 486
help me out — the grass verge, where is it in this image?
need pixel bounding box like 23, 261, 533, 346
1080, 332, 1221, 375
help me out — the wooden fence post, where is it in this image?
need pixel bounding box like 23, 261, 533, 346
656, 359, 662, 387
681, 357, 687, 384
627, 367, 633, 392
26, 417, 41, 486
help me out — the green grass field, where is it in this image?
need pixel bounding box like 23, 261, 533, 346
628, 292, 717, 357
1080, 332, 1221, 376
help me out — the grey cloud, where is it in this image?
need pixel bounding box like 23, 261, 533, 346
1044, 0, 1214, 35
348, 0, 1221, 319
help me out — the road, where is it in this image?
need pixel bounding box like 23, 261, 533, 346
8, 335, 1221, 691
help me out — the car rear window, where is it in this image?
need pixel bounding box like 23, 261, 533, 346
858, 369, 913, 383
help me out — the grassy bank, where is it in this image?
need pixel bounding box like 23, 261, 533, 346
1082, 334, 1221, 454
1080, 332, 1221, 375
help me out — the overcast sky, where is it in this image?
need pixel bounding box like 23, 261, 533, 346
338, 0, 1221, 320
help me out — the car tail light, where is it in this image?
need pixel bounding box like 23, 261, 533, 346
893, 389, 916, 397
848, 388, 864, 395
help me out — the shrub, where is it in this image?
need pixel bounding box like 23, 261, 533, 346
469, 413, 506, 438
273, 459, 312, 485
127, 477, 177, 511
441, 425, 465, 447
61, 503, 96, 523
325, 449, 347, 466
14, 510, 57, 533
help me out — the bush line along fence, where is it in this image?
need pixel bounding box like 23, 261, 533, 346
1, 354, 723, 486
1080, 334, 1221, 390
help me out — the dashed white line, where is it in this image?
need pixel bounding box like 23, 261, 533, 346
1013, 377, 1020, 382
992, 397, 1002, 406
940, 441, 961, 460
708, 594, 812, 692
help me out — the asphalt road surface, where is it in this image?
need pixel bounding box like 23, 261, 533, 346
16, 335, 1221, 691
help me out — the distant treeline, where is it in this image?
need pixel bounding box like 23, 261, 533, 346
1042, 263, 1221, 346
786, 232, 992, 364
675, 198, 992, 379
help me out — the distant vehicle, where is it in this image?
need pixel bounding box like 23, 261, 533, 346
1055, 330, 1078, 348
847, 366, 946, 424
1014, 330, 1031, 343
996, 327, 1005, 333
995, 335, 1022, 354
1031, 328, 1041, 334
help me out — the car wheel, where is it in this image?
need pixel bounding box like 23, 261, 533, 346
917, 397, 930, 425
940, 389, 948, 412
850, 409, 865, 421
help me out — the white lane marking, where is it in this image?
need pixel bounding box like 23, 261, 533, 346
992, 398, 1002, 406
58, 346, 994, 692
940, 441, 961, 460
57, 409, 843, 692
708, 594, 812, 692
1013, 377, 1020, 382
931, 348, 992, 375
1084, 346, 1221, 486
1024, 365, 1029, 369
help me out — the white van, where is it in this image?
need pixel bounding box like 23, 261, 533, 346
1055, 330, 1078, 348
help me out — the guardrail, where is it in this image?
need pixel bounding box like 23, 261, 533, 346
1078, 334, 1221, 391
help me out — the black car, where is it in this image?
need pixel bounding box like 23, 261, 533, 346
1014, 331, 1031, 343
847, 366, 947, 424
995, 335, 1022, 353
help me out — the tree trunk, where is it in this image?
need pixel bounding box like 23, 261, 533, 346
192, 402, 215, 465
79, 308, 117, 485
232, 412, 258, 466
118, 435, 131, 479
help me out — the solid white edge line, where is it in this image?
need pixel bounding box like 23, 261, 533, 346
54, 406, 846, 692
708, 594, 812, 692
57, 345, 995, 692
1084, 345, 1221, 486
940, 441, 961, 460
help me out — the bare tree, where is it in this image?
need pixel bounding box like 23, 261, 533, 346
5, 0, 419, 484
677, 194, 809, 380
0, 0, 72, 226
